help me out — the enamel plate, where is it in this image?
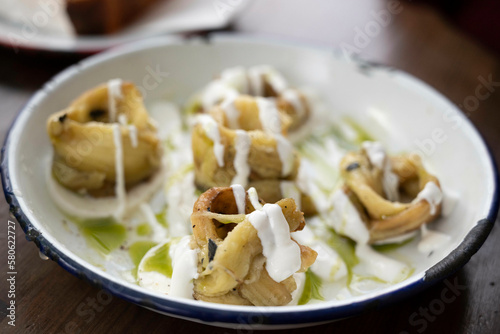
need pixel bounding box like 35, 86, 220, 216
1, 34, 498, 329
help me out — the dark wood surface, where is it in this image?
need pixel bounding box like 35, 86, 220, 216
1, 1, 499, 333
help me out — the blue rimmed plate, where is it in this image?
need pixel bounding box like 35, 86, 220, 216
1, 34, 498, 329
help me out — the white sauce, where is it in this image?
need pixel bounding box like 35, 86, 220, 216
247, 187, 263, 210
231, 184, 247, 214
248, 65, 288, 95
220, 66, 249, 94
112, 124, 126, 219
256, 97, 282, 134
288, 272, 306, 306
362, 141, 399, 202
201, 80, 238, 111
362, 141, 385, 169
355, 244, 409, 283
328, 189, 370, 244
107, 79, 122, 123
310, 241, 348, 282
290, 224, 316, 244
328, 186, 410, 283
46, 158, 166, 219
247, 203, 301, 282
382, 166, 400, 202
128, 125, 138, 148
281, 89, 306, 119
169, 236, 199, 299
418, 224, 450, 255
118, 114, 128, 126
247, 67, 265, 96
140, 203, 167, 243
196, 115, 225, 167
117, 114, 138, 148
220, 92, 240, 129
413, 181, 443, 215
256, 96, 294, 177
231, 130, 251, 187
280, 181, 301, 210
275, 134, 295, 177
265, 68, 288, 94
292, 225, 348, 282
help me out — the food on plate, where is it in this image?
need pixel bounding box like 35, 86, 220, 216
338, 142, 442, 243
192, 94, 316, 215
198, 66, 312, 130
46, 80, 163, 197
191, 186, 316, 305
46, 65, 451, 306
66, 0, 165, 35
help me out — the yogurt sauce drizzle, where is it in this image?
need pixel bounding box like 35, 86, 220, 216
196, 115, 225, 167
247, 187, 263, 210
220, 67, 249, 94
418, 224, 450, 255
247, 203, 301, 282
292, 225, 347, 282
275, 134, 295, 176
107, 79, 123, 123
248, 65, 288, 96
256, 97, 282, 134
413, 181, 443, 215
362, 141, 399, 202
128, 125, 138, 148
329, 189, 410, 283
200, 67, 248, 111
169, 236, 199, 299
256, 97, 294, 176
231, 184, 247, 214
117, 113, 138, 147
231, 130, 251, 186
355, 244, 409, 283
329, 189, 370, 244
220, 92, 241, 129
112, 124, 126, 219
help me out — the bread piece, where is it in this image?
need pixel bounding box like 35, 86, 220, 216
66, 0, 164, 35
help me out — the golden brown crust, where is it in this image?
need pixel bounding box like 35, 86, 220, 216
191, 187, 317, 305
340, 151, 442, 243
192, 95, 317, 215
47, 81, 162, 196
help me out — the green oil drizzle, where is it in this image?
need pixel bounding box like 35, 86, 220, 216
326, 228, 359, 284
155, 206, 168, 228
298, 270, 325, 305
141, 242, 173, 278
129, 241, 157, 278
184, 98, 202, 115
70, 217, 127, 255
136, 223, 152, 236
372, 237, 416, 253
342, 117, 374, 144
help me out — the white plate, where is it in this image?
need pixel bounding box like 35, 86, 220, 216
1, 34, 498, 329
0, 0, 249, 53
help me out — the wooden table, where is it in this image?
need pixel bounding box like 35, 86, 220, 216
1, 1, 499, 333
